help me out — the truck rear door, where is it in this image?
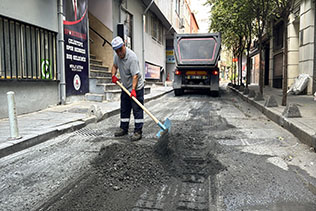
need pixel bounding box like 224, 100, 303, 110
174, 33, 221, 67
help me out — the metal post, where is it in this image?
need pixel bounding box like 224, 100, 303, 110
7, 91, 21, 140
57, 0, 66, 104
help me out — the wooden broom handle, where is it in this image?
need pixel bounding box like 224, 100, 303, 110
116, 81, 160, 124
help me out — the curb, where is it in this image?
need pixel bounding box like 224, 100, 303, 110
0, 121, 86, 159
230, 87, 316, 148
0, 89, 173, 159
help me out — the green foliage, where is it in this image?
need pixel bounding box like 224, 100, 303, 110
207, 0, 279, 53
207, 0, 255, 53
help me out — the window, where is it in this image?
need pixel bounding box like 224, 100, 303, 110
273, 21, 284, 51
151, 16, 163, 44
299, 30, 304, 46
151, 16, 158, 40
0, 16, 57, 80
158, 23, 163, 43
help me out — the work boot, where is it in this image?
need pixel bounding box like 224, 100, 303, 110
131, 131, 142, 142
114, 128, 128, 137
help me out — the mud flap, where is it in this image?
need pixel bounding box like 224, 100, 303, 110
173, 75, 182, 89
210, 75, 219, 91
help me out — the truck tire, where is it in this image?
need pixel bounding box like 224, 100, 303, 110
174, 89, 184, 96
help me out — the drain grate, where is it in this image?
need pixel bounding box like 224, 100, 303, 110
74, 127, 106, 137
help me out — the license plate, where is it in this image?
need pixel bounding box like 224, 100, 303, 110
187, 75, 202, 79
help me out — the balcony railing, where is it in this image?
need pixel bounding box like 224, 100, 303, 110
0, 15, 57, 80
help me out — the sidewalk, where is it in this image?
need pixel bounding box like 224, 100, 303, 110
230, 85, 316, 149
0, 85, 173, 158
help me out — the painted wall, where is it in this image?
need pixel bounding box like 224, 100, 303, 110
299, 0, 315, 94
88, 0, 113, 31
112, 0, 167, 79
89, 12, 113, 68
0, 0, 58, 32
112, 0, 144, 75
0, 0, 59, 118
144, 32, 166, 74
144, 11, 167, 74
155, 0, 181, 33
0, 81, 58, 119
125, 0, 144, 73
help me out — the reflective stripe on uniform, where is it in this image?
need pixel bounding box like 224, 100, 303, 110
134, 119, 144, 123
121, 118, 130, 122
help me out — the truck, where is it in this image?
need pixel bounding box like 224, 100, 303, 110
173, 33, 221, 96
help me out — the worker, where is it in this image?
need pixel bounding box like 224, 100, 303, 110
111, 36, 145, 141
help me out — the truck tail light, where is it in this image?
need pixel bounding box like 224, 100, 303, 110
175, 70, 181, 75
212, 70, 219, 76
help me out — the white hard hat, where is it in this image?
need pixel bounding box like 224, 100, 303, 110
111, 36, 124, 50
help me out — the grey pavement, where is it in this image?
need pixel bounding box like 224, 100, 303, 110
230, 85, 316, 149
0, 85, 173, 158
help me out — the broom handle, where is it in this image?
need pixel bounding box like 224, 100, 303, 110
116, 81, 160, 124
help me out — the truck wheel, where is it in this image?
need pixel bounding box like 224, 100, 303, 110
210, 91, 219, 97
174, 89, 184, 96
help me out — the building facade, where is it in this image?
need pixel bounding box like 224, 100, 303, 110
0, 0, 197, 119
248, 0, 315, 95
269, 0, 315, 94
0, 0, 60, 118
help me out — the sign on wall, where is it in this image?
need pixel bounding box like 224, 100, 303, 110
166, 49, 175, 64
41, 59, 52, 79
64, 0, 89, 96
145, 62, 161, 80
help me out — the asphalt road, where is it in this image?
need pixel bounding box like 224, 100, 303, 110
0, 87, 316, 211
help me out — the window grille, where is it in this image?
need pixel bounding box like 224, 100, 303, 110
0, 15, 57, 80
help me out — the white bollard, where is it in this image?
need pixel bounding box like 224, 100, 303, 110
7, 91, 21, 140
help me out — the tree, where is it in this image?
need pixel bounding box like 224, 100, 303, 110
207, 0, 254, 86
251, 0, 275, 95
273, 0, 295, 106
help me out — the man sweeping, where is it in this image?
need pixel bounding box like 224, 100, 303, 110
111, 36, 145, 141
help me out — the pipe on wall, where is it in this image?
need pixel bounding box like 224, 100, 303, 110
57, 0, 66, 104
142, 0, 154, 77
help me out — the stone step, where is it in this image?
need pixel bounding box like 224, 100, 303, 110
145, 81, 164, 86
89, 78, 110, 94
90, 59, 103, 65
97, 83, 121, 91
90, 69, 111, 78
104, 86, 151, 101
86, 86, 151, 102
90, 54, 96, 60
85, 93, 105, 102
90, 64, 109, 71
104, 90, 122, 101
96, 77, 112, 84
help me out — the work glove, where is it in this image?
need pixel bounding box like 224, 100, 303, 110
112, 75, 118, 84
130, 89, 136, 98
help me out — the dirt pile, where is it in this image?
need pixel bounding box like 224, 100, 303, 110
94, 142, 171, 191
